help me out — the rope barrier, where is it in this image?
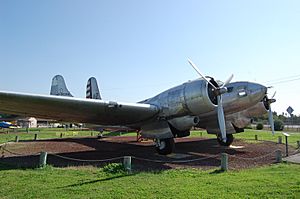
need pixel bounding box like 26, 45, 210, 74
0, 136, 299, 165
132, 155, 219, 163
49, 153, 124, 162
2, 147, 40, 156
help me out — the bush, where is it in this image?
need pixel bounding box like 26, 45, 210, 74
256, 123, 263, 130
103, 163, 125, 174
274, 120, 284, 131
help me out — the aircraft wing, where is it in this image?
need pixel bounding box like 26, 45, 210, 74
0, 91, 160, 127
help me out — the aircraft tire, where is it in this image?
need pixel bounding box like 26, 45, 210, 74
155, 138, 174, 155
217, 134, 234, 146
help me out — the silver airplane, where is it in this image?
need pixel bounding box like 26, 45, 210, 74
0, 60, 275, 154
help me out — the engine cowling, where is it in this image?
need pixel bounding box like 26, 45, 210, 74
147, 79, 217, 118
168, 116, 199, 131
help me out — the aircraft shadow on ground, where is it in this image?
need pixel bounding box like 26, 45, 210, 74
0, 137, 245, 171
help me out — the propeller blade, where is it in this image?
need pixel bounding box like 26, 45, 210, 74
268, 105, 275, 135
217, 95, 227, 142
271, 91, 277, 99
188, 59, 218, 90
223, 74, 234, 86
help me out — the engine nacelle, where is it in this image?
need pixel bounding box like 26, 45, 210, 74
168, 116, 199, 131
147, 79, 217, 118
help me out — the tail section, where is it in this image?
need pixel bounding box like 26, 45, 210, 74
50, 75, 73, 97
86, 77, 101, 100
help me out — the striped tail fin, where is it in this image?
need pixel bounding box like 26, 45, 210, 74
50, 75, 73, 97
86, 77, 101, 100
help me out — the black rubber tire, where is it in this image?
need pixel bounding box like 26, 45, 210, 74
155, 138, 175, 155
217, 134, 234, 146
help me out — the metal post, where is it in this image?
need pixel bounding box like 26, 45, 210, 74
282, 133, 290, 157
123, 156, 132, 172
221, 153, 228, 171
278, 136, 282, 144
34, 134, 38, 141
39, 152, 47, 168
60, 133, 63, 138
15, 136, 19, 142
285, 136, 288, 156
275, 150, 282, 163
255, 135, 258, 140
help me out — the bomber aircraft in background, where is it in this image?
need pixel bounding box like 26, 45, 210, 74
0, 60, 276, 154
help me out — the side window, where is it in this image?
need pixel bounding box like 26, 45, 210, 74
237, 86, 247, 97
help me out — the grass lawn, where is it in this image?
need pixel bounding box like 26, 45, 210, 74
191, 129, 300, 148
0, 163, 299, 199
0, 128, 300, 198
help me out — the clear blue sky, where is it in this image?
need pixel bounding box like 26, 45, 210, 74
1, 0, 300, 115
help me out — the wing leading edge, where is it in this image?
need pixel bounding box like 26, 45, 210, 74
0, 91, 159, 127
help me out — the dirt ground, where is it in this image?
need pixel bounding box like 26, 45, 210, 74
0, 136, 296, 171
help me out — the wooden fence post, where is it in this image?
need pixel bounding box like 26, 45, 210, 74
123, 156, 132, 172
275, 150, 282, 163
15, 136, 19, 142
221, 153, 228, 171
39, 152, 47, 168
278, 136, 282, 144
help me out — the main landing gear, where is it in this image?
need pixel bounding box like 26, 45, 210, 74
155, 138, 174, 155
217, 134, 234, 146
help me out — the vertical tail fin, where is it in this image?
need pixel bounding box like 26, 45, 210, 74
86, 77, 101, 100
50, 75, 73, 97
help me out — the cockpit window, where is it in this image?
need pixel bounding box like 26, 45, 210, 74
227, 87, 233, 93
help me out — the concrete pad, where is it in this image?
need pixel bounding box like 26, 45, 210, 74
283, 153, 300, 164
230, 145, 245, 149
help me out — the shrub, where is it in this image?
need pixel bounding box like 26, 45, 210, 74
274, 120, 284, 131
103, 163, 125, 174
256, 123, 263, 130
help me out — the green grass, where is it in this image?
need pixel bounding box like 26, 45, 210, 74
0, 128, 104, 144
1, 128, 299, 148
0, 164, 299, 198
191, 129, 300, 148
0, 128, 300, 198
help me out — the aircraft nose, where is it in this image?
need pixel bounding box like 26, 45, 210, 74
248, 82, 267, 103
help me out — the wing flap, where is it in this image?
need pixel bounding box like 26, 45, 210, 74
0, 91, 159, 126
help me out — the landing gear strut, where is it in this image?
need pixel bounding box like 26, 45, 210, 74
155, 138, 174, 155
217, 134, 234, 146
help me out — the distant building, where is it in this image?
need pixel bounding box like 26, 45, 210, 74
17, 117, 37, 128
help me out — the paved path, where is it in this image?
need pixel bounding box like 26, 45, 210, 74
283, 153, 300, 164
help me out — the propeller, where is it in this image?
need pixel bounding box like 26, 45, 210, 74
188, 59, 233, 142
267, 91, 276, 135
